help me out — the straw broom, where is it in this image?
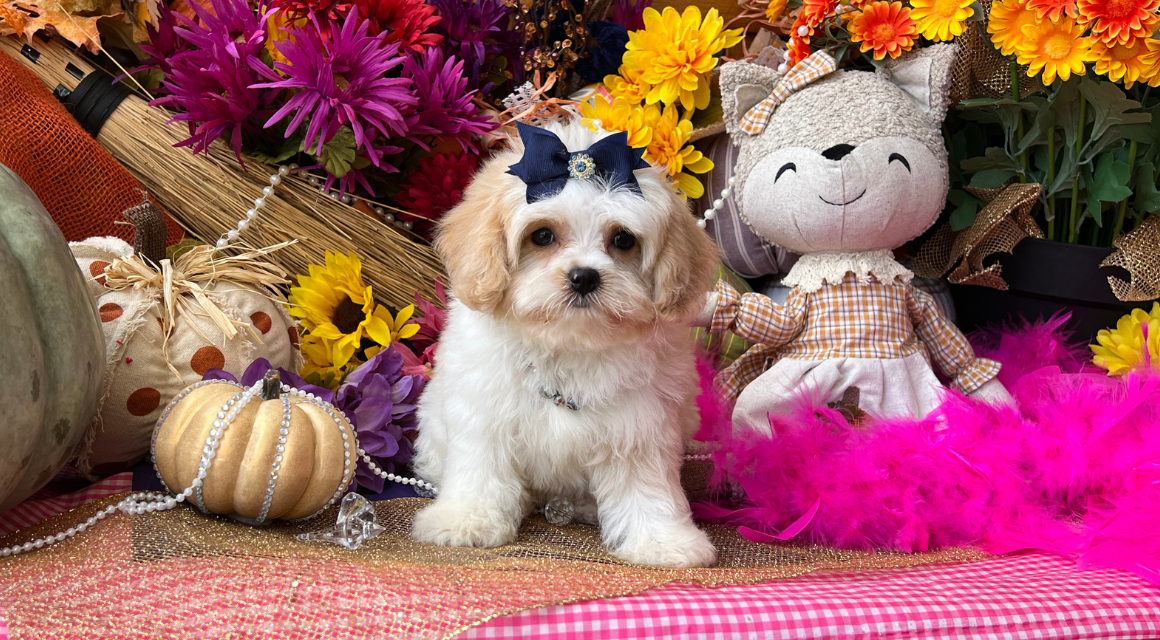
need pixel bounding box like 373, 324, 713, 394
0, 35, 444, 309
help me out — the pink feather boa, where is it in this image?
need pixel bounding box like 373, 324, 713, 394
692, 315, 1160, 584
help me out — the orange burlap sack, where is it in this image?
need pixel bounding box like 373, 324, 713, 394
0, 51, 184, 245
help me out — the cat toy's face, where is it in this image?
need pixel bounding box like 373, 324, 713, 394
742, 135, 945, 253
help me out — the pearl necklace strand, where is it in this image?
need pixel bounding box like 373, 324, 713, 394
215, 164, 296, 249
695, 175, 737, 229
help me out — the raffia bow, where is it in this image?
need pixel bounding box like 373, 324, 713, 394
100, 242, 295, 378
739, 50, 838, 135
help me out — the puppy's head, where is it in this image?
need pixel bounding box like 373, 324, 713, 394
435, 123, 719, 351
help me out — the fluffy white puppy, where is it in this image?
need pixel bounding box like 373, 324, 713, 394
411, 122, 720, 568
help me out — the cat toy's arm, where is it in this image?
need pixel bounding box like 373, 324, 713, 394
906, 286, 1013, 404
696, 281, 806, 349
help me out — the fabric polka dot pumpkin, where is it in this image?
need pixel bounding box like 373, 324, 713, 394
69, 236, 302, 478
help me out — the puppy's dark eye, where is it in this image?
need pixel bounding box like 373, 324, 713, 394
888, 153, 910, 171
775, 162, 796, 182
530, 227, 555, 246
612, 230, 636, 251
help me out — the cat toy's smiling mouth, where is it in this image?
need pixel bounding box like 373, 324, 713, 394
819, 190, 866, 206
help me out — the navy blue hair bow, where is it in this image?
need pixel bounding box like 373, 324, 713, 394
507, 122, 650, 203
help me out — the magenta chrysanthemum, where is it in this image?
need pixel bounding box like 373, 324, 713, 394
252, 8, 416, 164
402, 48, 495, 150
151, 0, 277, 162
430, 0, 519, 90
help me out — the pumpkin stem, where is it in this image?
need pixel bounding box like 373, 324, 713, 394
261, 370, 282, 401
123, 192, 167, 268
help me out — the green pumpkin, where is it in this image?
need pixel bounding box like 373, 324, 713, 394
0, 164, 104, 513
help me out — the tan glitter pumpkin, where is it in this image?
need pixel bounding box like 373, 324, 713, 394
152, 372, 356, 522
69, 234, 301, 478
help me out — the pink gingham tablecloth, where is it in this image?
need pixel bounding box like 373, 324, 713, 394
3, 475, 1160, 639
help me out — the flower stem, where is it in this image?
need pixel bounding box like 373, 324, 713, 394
1010, 61, 1028, 181
1112, 139, 1138, 242
1047, 114, 1057, 240
1068, 92, 1086, 244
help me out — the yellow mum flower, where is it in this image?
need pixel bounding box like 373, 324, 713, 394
909, 0, 973, 41
988, 0, 1040, 56
623, 6, 744, 111
1092, 302, 1160, 375
644, 104, 714, 198
604, 65, 652, 104
1093, 37, 1160, 87
1016, 18, 1093, 85
767, 0, 788, 22
288, 251, 392, 368
579, 94, 654, 148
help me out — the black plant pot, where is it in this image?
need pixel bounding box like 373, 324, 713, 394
950, 238, 1157, 343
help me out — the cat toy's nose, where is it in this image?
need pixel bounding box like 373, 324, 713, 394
822, 144, 855, 161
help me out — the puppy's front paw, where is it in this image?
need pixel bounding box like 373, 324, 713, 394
611, 523, 717, 568
411, 500, 518, 548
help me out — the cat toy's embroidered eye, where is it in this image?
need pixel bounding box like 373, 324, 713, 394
775, 163, 796, 182
888, 153, 911, 172
531, 228, 555, 246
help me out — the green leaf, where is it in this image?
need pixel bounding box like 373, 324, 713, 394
948, 189, 984, 230
251, 134, 304, 165
1133, 162, 1160, 213
961, 146, 1021, 173
970, 168, 1017, 188
315, 127, 358, 179
1077, 78, 1151, 146
1017, 96, 1054, 154
1054, 80, 1083, 150
1084, 153, 1132, 224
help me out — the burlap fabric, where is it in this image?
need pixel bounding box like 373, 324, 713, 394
0, 50, 184, 245
949, 2, 1040, 103
914, 183, 1044, 289
68, 238, 302, 478
1102, 214, 1160, 302
0, 495, 985, 639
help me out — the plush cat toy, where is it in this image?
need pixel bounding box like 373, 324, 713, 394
700, 44, 1013, 431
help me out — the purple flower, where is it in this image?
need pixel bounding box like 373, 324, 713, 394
150, 0, 279, 162
403, 48, 496, 151
335, 346, 426, 492
610, 0, 651, 31
251, 8, 416, 165
430, 0, 519, 92
135, 2, 190, 83
203, 358, 335, 402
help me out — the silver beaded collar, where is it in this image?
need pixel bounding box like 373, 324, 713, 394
527, 364, 581, 411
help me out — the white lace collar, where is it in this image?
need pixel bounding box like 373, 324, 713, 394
780, 250, 913, 293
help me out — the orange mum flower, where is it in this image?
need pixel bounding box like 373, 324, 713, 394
1077, 0, 1160, 45
1027, 0, 1078, 20
848, 1, 917, 60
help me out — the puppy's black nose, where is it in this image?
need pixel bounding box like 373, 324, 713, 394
568, 268, 601, 295
822, 144, 855, 161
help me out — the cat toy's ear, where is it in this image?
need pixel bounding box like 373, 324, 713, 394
721, 60, 784, 145
877, 43, 958, 123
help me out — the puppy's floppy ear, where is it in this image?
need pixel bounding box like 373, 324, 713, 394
652, 192, 721, 322
434, 157, 513, 313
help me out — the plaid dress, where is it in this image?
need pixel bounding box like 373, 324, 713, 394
710, 271, 1000, 420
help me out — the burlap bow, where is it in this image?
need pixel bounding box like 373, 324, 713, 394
101, 242, 294, 378
739, 50, 838, 135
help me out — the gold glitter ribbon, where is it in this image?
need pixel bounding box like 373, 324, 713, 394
1101, 214, 1160, 302
100, 242, 294, 378
915, 183, 1044, 289
949, 3, 1041, 104
0, 494, 986, 639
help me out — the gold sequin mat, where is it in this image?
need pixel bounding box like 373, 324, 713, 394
0, 496, 986, 639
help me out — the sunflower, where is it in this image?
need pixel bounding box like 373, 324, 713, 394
298, 334, 350, 390
767, 0, 788, 21
1016, 18, 1093, 85
1092, 302, 1160, 375
288, 251, 393, 368
909, 0, 973, 41
623, 6, 743, 110
1077, 0, 1160, 45
364, 305, 421, 359
1026, 0, 1078, 20
848, 1, 917, 60
643, 104, 714, 198
1092, 37, 1160, 86
988, 0, 1041, 56
603, 65, 651, 104
579, 94, 654, 148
